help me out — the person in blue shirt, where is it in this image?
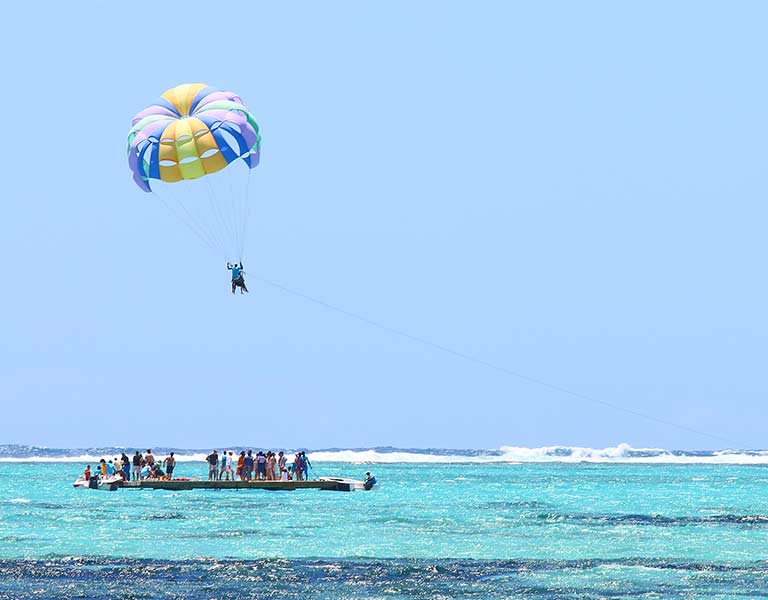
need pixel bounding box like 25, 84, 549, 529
300, 452, 311, 480
218, 451, 227, 481
242, 450, 254, 481
227, 262, 248, 294
120, 453, 130, 480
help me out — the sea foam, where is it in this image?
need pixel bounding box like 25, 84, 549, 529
1, 443, 767, 464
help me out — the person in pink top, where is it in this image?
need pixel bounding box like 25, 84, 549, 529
293, 453, 302, 481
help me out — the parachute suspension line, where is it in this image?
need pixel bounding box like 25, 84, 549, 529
225, 166, 245, 261
151, 190, 222, 258
153, 190, 214, 252
203, 177, 236, 259
218, 170, 239, 261
229, 168, 242, 261
163, 185, 227, 259
220, 170, 239, 260
228, 170, 243, 259
239, 167, 253, 262
234, 167, 247, 261
255, 277, 739, 448
166, 184, 225, 256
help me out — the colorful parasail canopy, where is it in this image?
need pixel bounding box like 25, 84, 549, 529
128, 83, 261, 192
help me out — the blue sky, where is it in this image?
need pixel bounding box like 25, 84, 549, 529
1, 2, 766, 450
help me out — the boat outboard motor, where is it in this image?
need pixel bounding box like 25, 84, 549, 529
88, 475, 100, 490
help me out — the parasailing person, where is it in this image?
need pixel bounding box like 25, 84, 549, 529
128, 83, 261, 294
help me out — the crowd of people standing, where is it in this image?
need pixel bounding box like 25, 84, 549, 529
82, 449, 176, 482
205, 450, 312, 481
81, 449, 314, 483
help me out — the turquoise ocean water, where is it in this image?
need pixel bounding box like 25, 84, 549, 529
1, 451, 768, 598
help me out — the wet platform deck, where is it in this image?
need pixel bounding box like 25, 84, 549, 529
121, 479, 353, 491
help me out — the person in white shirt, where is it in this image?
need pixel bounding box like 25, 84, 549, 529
224, 451, 235, 481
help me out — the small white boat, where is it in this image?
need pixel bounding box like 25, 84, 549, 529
73, 475, 124, 491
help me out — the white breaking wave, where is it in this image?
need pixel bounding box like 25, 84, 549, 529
308, 444, 768, 464
2, 444, 768, 464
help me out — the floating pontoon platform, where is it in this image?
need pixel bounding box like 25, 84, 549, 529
120, 478, 362, 492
